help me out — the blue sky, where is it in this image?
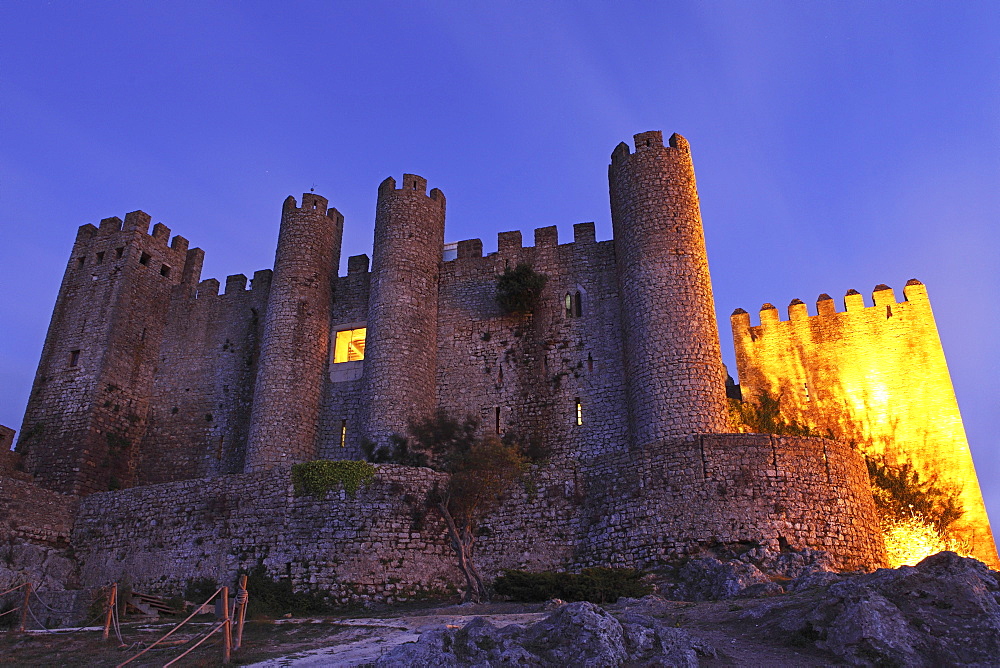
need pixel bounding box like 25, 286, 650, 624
2, 2, 998, 520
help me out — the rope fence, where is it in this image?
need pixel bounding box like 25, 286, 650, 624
4, 576, 251, 665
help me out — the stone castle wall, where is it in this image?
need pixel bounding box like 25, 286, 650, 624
732, 281, 998, 566
64, 433, 884, 603
71, 465, 460, 605
138, 271, 271, 483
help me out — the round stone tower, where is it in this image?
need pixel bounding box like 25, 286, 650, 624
609, 131, 729, 447
246, 193, 343, 471
363, 174, 445, 448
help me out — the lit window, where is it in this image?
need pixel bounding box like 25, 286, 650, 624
340, 419, 347, 448
565, 293, 573, 317
575, 398, 583, 426
334, 328, 366, 363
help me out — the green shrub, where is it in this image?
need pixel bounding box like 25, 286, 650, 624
184, 576, 219, 604
291, 460, 376, 498
493, 568, 652, 604
728, 393, 816, 437
243, 565, 331, 617
866, 457, 963, 534
496, 263, 548, 314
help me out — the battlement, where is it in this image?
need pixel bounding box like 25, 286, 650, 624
76, 211, 192, 256
377, 174, 446, 206
445, 222, 601, 264
193, 269, 272, 299
282, 194, 344, 222
732, 281, 929, 327
610, 130, 690, 165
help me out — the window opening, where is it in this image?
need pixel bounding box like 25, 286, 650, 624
340, 420, 347, 448
587, 353, 594, 372
77, 257, 85, 268
69, 350, 80, 367
575, 398, 583, 426
160, 264, 171, 277
575, 291, 583, 317
333, 327, 367, 363
497, 365, 503, 385
96, 251, 105, 265
565, 293, 572, 318
886, 305, 892, 319
115, 247, 124, 259
804, 383, 811, 402
140, 252, 151, 266
495, 407, 502, 434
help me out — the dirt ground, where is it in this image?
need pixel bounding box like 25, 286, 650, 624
0, 596, 845, 667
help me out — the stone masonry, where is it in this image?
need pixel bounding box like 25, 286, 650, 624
2, 130, 993, 605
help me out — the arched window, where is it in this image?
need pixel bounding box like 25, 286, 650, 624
565, 293, 573, 318
574, 291, 583, 317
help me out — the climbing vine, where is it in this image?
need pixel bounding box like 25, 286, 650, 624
496, 263, 548, 314
291, 460, 376, 498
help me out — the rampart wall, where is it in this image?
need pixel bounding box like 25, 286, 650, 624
66, 433, 884, 603
732, 282, 998, 566
72, 465, 461, 605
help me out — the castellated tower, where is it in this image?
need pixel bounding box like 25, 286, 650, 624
245, 194, 343, 470
609, 131, 729, 447
16, 212, 203, 495
363, 175, 446, 447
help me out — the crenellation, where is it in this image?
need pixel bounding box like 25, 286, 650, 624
196, 278, 220, 297
573, 222, 596, 244
225, 273, 248, 293
457, 238, 483, 259
497, 229, 522, 253
170, 234, 189, 252
151, 222, 171, 241
534, 225, 558, 247
122, 210, 150, 234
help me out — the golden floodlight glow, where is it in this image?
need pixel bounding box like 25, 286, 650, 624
882, 514, 972, 568
334, 328, 366, 363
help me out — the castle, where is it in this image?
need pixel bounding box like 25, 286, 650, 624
1, 131, 995, 608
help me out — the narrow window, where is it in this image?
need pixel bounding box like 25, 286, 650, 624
804, 383, 811, 402
69, 350, 80, 367
886, 305, 892, 319
140, 328, 146, 342
495, 407, 502, 434
565, 293, 573, 318
216, 437, 224, 460
115, 247, 124, 259
497, 365, 503, 385
587, 353, 594, 372
77, 257, 85, 268
340, 420, 347, 448
140, 252, 151, 266
160, 264, 171, 277
333, 328, 367, 363
574, 291, 583, 317
96, 251, 105, 265
575, 398, 583, 426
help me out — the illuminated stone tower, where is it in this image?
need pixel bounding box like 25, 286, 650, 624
245, 194, 343, 470
732, 280, 999, 566
16, 212, 203, 494
608, 131, 729, 448
363, 175, 446, 447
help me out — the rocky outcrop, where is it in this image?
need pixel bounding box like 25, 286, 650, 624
750, 551, 1000, 666
375, 600, 714, 667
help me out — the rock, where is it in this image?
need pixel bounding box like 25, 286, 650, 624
665, 557, 771, 601
736, 581, 785, 598
376, 600, 713, 667
787, 570, 843, 593
522, 601, 628, 666
753, 551, 1000, 667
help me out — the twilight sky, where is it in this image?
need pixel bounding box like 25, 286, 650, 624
1, 3, 998, 521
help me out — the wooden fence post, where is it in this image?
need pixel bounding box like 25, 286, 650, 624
18, 582, 31, 632
234, 574, 248, 651
103, 583, 117, 641
221, 586, 231, 664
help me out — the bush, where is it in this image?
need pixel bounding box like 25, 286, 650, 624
866, 457, 963, 534
496, 263, 548, 314
493, 568, 652, 604
242, 565, 332, 617
728, 393, 816, 437
291, 460, 376, 498
184, 576, 220, 604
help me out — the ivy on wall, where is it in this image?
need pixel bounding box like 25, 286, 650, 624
291, 460, 376, 498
